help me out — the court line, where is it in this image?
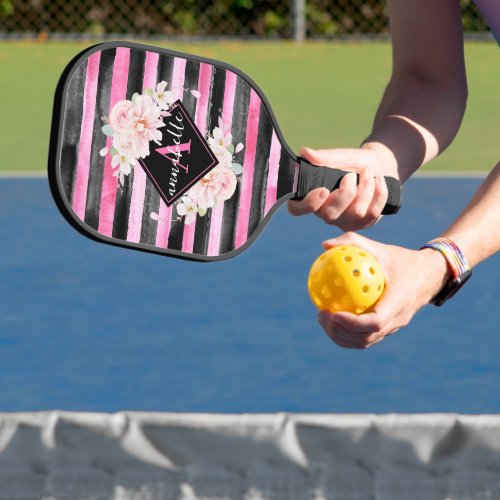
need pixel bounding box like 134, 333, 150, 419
0, 171, 48, 178
414, 170, 487, 178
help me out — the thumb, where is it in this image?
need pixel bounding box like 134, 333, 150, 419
322, 231, 368, 250
299, 147, 365, 170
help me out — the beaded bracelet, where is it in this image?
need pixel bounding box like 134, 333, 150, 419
420, 238, 472, 306
421, 238, 470, 278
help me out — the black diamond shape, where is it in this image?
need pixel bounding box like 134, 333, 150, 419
139, 100, 219, 206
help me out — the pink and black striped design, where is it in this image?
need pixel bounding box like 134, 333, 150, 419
58, 46, 297, 259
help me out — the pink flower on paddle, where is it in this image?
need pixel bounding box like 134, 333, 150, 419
109, 100, 135, 135
188, 165, 237, 210
189, 178, 217, 210
213, 166, 237, 201
128, 94, 164, 158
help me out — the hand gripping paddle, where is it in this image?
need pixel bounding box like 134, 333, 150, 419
49, 41, 401, 262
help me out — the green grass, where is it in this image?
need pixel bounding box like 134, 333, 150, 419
0, 40, 497, 172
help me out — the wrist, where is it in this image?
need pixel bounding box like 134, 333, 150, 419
417, 248, 453, 303
360, 141, 399, 178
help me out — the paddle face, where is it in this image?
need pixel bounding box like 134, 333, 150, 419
49, 41, 298, 262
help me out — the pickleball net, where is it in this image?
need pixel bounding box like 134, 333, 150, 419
1, 412, 500, 499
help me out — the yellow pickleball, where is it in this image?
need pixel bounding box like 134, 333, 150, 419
308, 245, 385, 314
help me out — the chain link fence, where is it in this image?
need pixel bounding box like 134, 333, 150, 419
0, 0, 491, 39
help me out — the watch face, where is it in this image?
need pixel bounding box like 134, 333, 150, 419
432, 269, 472, 306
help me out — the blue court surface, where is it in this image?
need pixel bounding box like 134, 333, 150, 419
0, 176, 498, 413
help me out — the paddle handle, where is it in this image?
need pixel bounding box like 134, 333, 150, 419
293, 158, 402, 215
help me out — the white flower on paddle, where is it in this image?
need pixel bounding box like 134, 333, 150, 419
209, 125, 232, 149
153, 81, 175, 110
111, 153, 133, 175
209, 142, 233, 170
112, 133, 134, 159
176, 195, 198, 225
111, 149, 135, 186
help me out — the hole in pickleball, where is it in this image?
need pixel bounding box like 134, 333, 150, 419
369, 267, 375, 275
333, 303, 342, 311
344, 256, 352, 262
359, 251, 366, 257
313, 271, 321, 282
362, 285, 369, 293
327, 264, 335, 272
356, 306, 366, 314
352, 269, 360, 277
378, 284, 382, 291
342, 295, 351, 304
322, 286, 331, 299
313, 294, 322, 307
334, 277, 344, 286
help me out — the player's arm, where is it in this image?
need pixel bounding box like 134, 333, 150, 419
441, 163, 500, 268
318, 162, 500, 349
363, 0, 468, 182
289, 0, 467, 228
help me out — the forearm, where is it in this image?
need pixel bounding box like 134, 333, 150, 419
362, 73, 467, 183
418, 162, 500, 303
360, 0, 467, 183
441, 162, 500, 267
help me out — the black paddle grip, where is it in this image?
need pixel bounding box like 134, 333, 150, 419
294, 158, 402, 215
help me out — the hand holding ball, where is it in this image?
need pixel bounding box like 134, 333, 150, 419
308, 245, 385, 314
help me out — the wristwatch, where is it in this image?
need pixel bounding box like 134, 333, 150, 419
421, 238, 472, 306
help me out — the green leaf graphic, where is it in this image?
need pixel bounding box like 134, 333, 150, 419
231, 163, 243, 175
102, 125, 114, 137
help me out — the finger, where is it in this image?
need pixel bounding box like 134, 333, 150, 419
323, 172, 389, 231
364, 335, 386, 348
330, 311, 385, 335
322, 231, 370, 251
331, 318, 390, 349
331, 336, 364, 349
319, 310, 390, 349
363, 174, 389, 224
343, 165, 376, 221
330, 323, 371, 347
321, 322, 365, 349
288, 187, 330, 216
299, 146, 367, 171
292, 146, 367, 221
315, 172, 357, 224
319, 311, 371, 348
332, 288, 402, 339
330, 327, 379, 349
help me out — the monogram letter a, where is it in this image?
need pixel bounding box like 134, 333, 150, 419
156, 140, 192, 173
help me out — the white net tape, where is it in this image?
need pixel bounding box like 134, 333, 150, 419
0, 412, 500, 499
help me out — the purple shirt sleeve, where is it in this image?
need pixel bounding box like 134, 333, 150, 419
473, 0, 500, 45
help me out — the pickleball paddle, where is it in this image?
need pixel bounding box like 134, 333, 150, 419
49, 41, 401, 261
